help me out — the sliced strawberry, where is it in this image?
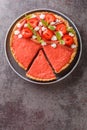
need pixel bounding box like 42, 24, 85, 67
63, 34, 74, 46
42, 29, 53, 40
45, 13, 56, 24
56, 23, 67, 34
28, 18, 39, 28
22, 28, 33, 38
17, 19, 27, 30
38, 26, 42, 35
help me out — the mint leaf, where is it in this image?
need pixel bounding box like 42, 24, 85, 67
36, 34, 41, 41
25, 14, 31, 20
48, 25, 56, 30
67, 27, 75, 34
41, 19, 48, 27
59, 40, 65, 45
40, 40, 44, 43
56, 31, 62, 40
32, 30, 37, 36
27, 23, 33, 30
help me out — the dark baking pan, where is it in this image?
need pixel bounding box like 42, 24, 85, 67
5, 9, 82, 84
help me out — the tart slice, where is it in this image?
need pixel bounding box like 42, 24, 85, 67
10, 36, 41, 70
26, 50, 56, 81
43, 44, 75, 73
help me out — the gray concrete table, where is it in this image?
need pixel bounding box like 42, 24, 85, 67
0, 0, 87, 130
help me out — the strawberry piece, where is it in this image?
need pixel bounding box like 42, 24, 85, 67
42, 29, 53, 40
63, 34, 74, 46
28, 18, 39, 28
18, 19, 27, 30
22, 28, 33, 38
56, 23, 67, 34
45, 13, 56, 23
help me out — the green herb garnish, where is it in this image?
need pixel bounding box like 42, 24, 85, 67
67, 27, 75, 34
32, 30, 37, 36
27, 23, 33, 30
48, 25, 56, 30
59, 40, 65, 45
41, 19, 48, 27
56, 31, 62, 40
36, 34, 41, 41
25, 14, 31, 20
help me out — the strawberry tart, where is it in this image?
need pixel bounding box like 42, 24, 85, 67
10, 11, 78, 81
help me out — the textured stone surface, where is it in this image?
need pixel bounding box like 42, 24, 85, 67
0, 0, 87, 130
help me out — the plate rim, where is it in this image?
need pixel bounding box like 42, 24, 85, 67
4, 8, 82, 85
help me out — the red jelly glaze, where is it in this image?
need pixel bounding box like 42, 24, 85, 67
11, 35, 41, 70
27, 50, 56, 80
43, 44, 74, 72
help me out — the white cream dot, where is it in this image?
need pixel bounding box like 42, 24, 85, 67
24, 23, 28, 27
39, 22, 43, 26
41, 41, 47, 46
14, 30, 20, 35
50, 22, 56, 25
18, 34, 22, 38
31, 14, 36, 18
42, 26, 46, 31
16, 23, 21, 28
59, 31, 63, 37
51, 35, 57, 41
69, 32, 74, 37
71, 44, 77, 48
40, 14, 45, 19
34, 26, 40, 31
32, 35, 37, 39
51, 43, 57, 48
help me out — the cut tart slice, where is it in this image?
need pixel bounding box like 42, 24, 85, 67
10, 36, 41, 70
26, 50, 56, 81
43, 44, 75, 73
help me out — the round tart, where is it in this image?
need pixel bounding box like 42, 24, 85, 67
10, 11, 78, 82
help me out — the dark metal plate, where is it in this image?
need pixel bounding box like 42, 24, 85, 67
5, 9, 82, 84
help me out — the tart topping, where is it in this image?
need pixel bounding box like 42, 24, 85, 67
41, 19, 48, 27
18, 34, 22, 38
67, 27, 75, 34
48, 25, 56, 31
28, 18, 39, 28
56, 23, 67, 34
56, 19, 61, 23
39, 14, 45, 19
18, 20, 27, 30
34, 26, 40, 31
56, 31, 63, 40
14, 13, 75, 48
14, 30, 20, 35
69, 32, 74, 37
62, 34, 74, 46
50, 19, 62, 25
31, 14, 36, 18
51, 35, 57, 41
41, 41, 47, 46
32, 35, 37, 39
51, 43, 57, 48
71, 44, 77, 48
24, 23, 28, 28
59, 40, 65, 45
42, 29, 53, 40
22, 28, 33, 38
50, 22, 56, 25
42, 26, 47, 31
58, 31, 63, 37
38, 21, 43, 26
45, 13, 56, 23
16, 23, 21, 28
